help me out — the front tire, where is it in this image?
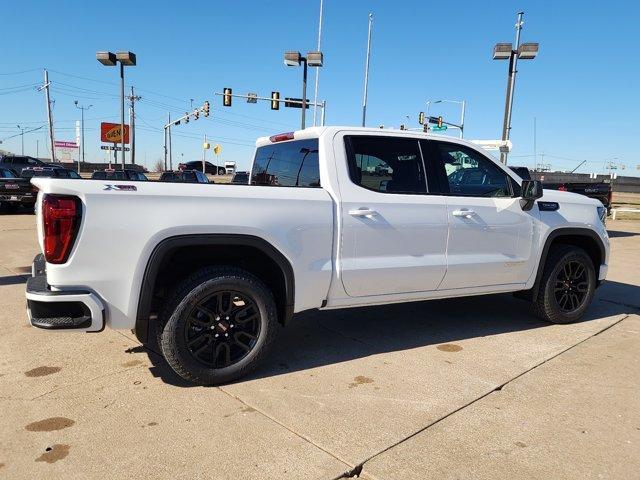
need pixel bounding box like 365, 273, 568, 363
533, 245, 596, 324
160, 266, 280, 385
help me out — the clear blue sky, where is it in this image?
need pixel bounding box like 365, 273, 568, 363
1, 0, 638, 175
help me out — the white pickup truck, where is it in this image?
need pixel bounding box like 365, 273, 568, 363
26, 127, 609, 385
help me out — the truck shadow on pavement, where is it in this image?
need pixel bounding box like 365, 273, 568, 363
142, 281, 638, 387
0, 274, 29, 286
607, 230, 640, 238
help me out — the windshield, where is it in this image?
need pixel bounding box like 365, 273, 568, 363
21, 169, 55, 178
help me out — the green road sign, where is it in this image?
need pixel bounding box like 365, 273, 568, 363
431, 125, 448, 132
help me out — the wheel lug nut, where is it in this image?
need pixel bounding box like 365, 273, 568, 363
214, 334, 219, 338
230, 324, 234, 328
224, 333, 229, 337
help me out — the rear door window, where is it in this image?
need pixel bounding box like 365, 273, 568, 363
251, 139, 320, 187
345, 136, 428, 194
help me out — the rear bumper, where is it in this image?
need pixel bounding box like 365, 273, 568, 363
0, 193, 36, 204
25, 254, 105, 332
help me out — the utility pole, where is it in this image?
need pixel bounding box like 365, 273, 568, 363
127, 86, 141, 164
361, 13, 374, 127
42, 69, 56, 162
17, 126, 25, 154
74, 101, 92, 166
312, 0, 324, 126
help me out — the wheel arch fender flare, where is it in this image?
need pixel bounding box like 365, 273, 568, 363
531, 227, 606, 298
134, 234, 295, 343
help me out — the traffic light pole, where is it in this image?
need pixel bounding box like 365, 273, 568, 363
214, 92, 325, 127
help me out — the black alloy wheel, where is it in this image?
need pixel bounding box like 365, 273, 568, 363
553, 260, 589, 313
533, 245, 596, 324
160, 266, 280, 386
185, 290, 261, 368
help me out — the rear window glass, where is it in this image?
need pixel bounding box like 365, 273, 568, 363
251, 139, 320, 187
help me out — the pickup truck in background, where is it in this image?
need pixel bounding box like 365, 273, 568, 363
509, 166, 613, 213
25, 127, 609, 385
0, 167, 37, 210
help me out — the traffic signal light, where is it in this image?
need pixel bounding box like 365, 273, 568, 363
194, 110, 199, 120
223, 88, 232, 107
203, 101, 210, 117
400, 124, 406, 130
418, 112, 425, 125
428, 116, 443, 128
184, 113, 189, 124
271, 91, 280, 110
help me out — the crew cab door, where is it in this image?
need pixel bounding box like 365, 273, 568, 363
337, 134, 448, 297
426, 140, 537, 289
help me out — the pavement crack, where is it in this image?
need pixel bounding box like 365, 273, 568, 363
351, 313, 630, 475
217, 387, 354, 472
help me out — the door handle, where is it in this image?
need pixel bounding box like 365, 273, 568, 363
452, 209, 475, 218
349, 208, 378, 218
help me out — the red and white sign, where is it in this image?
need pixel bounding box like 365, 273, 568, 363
54, 141, 78, 149
54, 140, 79, 163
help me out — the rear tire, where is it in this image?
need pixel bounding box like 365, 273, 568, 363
533, 245, 596, 324
159, 266, 280, 386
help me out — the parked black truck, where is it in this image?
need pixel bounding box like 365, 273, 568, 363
510, 166, 612, 213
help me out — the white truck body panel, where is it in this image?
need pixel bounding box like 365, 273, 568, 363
29, 127, 609, 333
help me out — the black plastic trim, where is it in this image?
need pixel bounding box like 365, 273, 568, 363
532, 227, 606, 298
135, 234, 296, 343
26, 256, 98, 330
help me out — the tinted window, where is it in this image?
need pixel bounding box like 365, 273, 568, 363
56, 169, 70, 178
251, 139, 320, 187
0, 169, 16, 178
182, 171, 196, 182
346, 136, 427, 194
92, 171, 106, 180
68, 170, 81, 179
435, 142, 511, 197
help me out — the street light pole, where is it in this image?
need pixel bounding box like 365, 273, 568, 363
362, 13, 373, 127
96, 51, 136, 171
120, 62, 125, 171
312, 0, 324, 127
492, 13, 538, 164
500, 12, 524, 165
301, 57, 308, 129
284, 51, 323, 130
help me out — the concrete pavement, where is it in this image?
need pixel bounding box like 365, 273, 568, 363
0, 213, 638, 479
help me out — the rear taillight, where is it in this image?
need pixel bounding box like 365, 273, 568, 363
558, 184, 567, 191
42, 194, 81, 264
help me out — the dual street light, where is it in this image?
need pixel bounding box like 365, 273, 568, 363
96, 51, 136, 170
493, 12, 539, 164
284, 51, 323, 129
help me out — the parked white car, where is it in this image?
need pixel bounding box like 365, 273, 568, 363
26, 127, 609, 385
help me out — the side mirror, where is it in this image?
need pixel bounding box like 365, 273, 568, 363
521, 179, 543, 211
